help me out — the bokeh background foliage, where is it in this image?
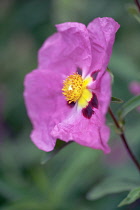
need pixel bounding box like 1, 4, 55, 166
0, 0, 140, 209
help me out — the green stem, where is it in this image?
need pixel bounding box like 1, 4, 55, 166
134, 0, 140, 12
108, 107, 140, 173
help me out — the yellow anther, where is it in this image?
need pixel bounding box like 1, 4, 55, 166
62, 73, 83, 103
62, 72, 93, 108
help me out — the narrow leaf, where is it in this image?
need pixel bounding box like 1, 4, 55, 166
111, 97, 123, 104
87, 177, 138, 200
41, 141, 73, 164
127, 4, 139, 15
118, 95, 140, 119
127, 4, 140, 23
118, 187, 140, 207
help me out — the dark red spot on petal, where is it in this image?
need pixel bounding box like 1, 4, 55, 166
91, 70, 99, 80
77, 67, 82, 76
82, 105, 94, 119
67, 101, 75, 108
89, 93, 98, 109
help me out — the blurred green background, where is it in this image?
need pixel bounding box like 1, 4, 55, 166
0, 0, 140, 209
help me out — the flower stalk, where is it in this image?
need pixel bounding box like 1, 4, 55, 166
108, 107, 140, 173
134, 0, 140, 12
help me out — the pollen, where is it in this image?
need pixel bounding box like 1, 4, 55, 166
62, 73, 83, 103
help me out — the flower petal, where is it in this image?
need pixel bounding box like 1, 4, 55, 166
24, 69, 70, 152
87, 17, 120, 78
38, 22, 92, 77
51, 109, 110, 153
95, 71, 111, 114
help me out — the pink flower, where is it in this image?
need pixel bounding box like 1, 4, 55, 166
129, 81, 140, 96
24, 17, 120, 153
129, 81, 140, 112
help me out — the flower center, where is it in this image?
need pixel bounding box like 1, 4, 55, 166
62, 73, 83, 103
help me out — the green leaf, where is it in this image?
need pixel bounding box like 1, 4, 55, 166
87, 177, 139, 200
127, 4, 140, 23
118, 187, 140, 207
118, 95, 140, 120
111, 97, 124, 104
47, 144, 100, 209
127, 4, 139, 15
41, 141, 72, 164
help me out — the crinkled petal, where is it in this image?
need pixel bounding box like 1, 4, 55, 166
38, 22, 92, 77
87, 17, 120, 79
51, 109, 110, 153
94, 71, 111, 114
24, 69, 70, 152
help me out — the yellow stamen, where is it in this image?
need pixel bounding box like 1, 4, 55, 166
62, 73, 92, 107
62, 73, 83, 103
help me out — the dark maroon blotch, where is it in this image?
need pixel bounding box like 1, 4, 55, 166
77, 67, 82, 76
89, 93, 98, 108
82, 105, 94, 119
91, 70, 99, 80
67, 101, 75, 108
